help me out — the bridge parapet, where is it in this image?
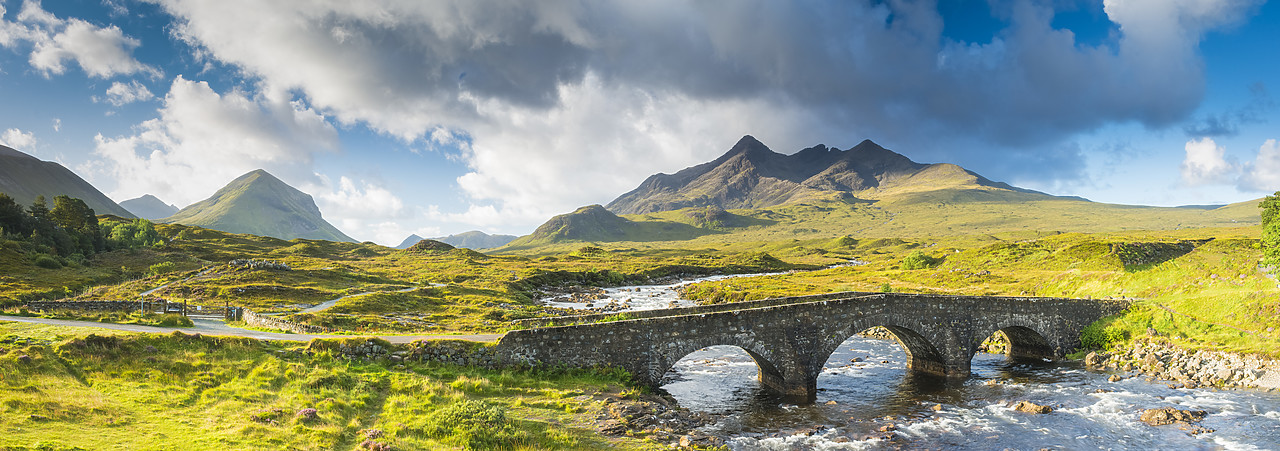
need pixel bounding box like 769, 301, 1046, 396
513, 291, 876, 328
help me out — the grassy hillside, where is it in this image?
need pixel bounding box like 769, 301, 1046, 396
0, 322, 662, 450
165, 169, 355, 242
0, 145, 135, 218
496, 194, 1259, 256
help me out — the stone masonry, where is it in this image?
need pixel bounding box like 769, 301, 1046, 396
496, 292, 1128, 402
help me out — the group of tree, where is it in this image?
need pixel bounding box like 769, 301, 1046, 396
0, 192, 163, 261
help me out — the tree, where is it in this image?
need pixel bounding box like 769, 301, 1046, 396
104, 218, 162, 250
0, 193, 32, 237
27, 196, 49, 220
1261, 192, 1280, 266
50, 195, 102, 255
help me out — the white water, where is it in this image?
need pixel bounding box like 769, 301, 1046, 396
665, 339, 1280, 450
539, 272, 786, 311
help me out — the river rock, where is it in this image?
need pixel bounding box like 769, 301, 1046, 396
1008, 399, 1049, 415
1085, 351, 1107, 367
1012, 401, 1052, 414
1139, 407, 1206, 426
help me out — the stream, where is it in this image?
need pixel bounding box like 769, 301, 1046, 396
540, 275, 1280, 449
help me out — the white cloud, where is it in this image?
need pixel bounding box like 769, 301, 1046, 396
140, 0, 1265, 232
1, 128, 37, 150
51, 118, 60, 132
89, 76, 338, 208
1, 0, 157, 78
1180, 137, 1237, 186
306, 175, 422, 244
1240, 139, 1280, 192
99, 80, 155, 106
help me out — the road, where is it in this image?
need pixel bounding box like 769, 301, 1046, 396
0, 315, 503, 344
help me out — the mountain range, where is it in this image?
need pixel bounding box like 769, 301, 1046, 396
396, 231, 518, 250
0, 145, 134, 218
502, 135, 1259, 250
607, 135, 1047, 214
164, 169, 355, 242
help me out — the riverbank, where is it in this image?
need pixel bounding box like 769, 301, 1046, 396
1088, 337, 1280, 390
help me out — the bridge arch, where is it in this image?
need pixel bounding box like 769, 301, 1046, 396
816, 318, 960, 379
970, 322, 1060, 362
651, 337, 787, 394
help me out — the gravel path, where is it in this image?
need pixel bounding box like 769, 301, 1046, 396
0, 315, 503, 344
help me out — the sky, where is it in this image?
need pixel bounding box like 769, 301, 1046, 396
0, 0, 1277, 245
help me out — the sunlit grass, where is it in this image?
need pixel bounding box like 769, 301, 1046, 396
0, 322, 655, 450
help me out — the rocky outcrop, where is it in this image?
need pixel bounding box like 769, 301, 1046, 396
1086, 339, 1280, 390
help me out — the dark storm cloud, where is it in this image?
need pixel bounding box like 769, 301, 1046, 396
1184, 83, 1274, 137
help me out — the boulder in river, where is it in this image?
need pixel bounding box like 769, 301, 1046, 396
1012, 401, 1052, 414
1139, 407, 1206, 426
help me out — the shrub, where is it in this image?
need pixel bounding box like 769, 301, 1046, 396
147, 261, 177, 276
153, 314, 193, 327
33, 254, 62, 269
424, 400, 528, 450
900, 250, 941, 270
1080, 317, 1127, 349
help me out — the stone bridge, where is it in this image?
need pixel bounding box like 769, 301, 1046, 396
497, 292, 1128, 401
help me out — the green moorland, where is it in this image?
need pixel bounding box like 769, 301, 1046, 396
2, 216, 802, 333
0, 322, 662, 450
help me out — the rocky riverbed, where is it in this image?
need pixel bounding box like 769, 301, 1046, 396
1086, 337, 1280, 390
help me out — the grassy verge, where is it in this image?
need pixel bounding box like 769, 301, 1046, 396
0, 322, 662, 450
0, 308, 193, 327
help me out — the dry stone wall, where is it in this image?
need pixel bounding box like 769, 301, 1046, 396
243, 310, 336, 334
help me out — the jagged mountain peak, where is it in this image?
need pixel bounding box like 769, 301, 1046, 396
606, 136, 1041, 215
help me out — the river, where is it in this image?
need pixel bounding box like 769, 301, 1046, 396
541, 276, 1280, 449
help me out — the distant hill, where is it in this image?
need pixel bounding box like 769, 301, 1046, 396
520, 205, 631, 243
0, 145, 135, 218
503, 204, 712, 248
120, 194, 179, 220
434, 230, 518, 250
606, 135, 1049, 214
395, 234, 425, 249
164, 169, 354, 242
